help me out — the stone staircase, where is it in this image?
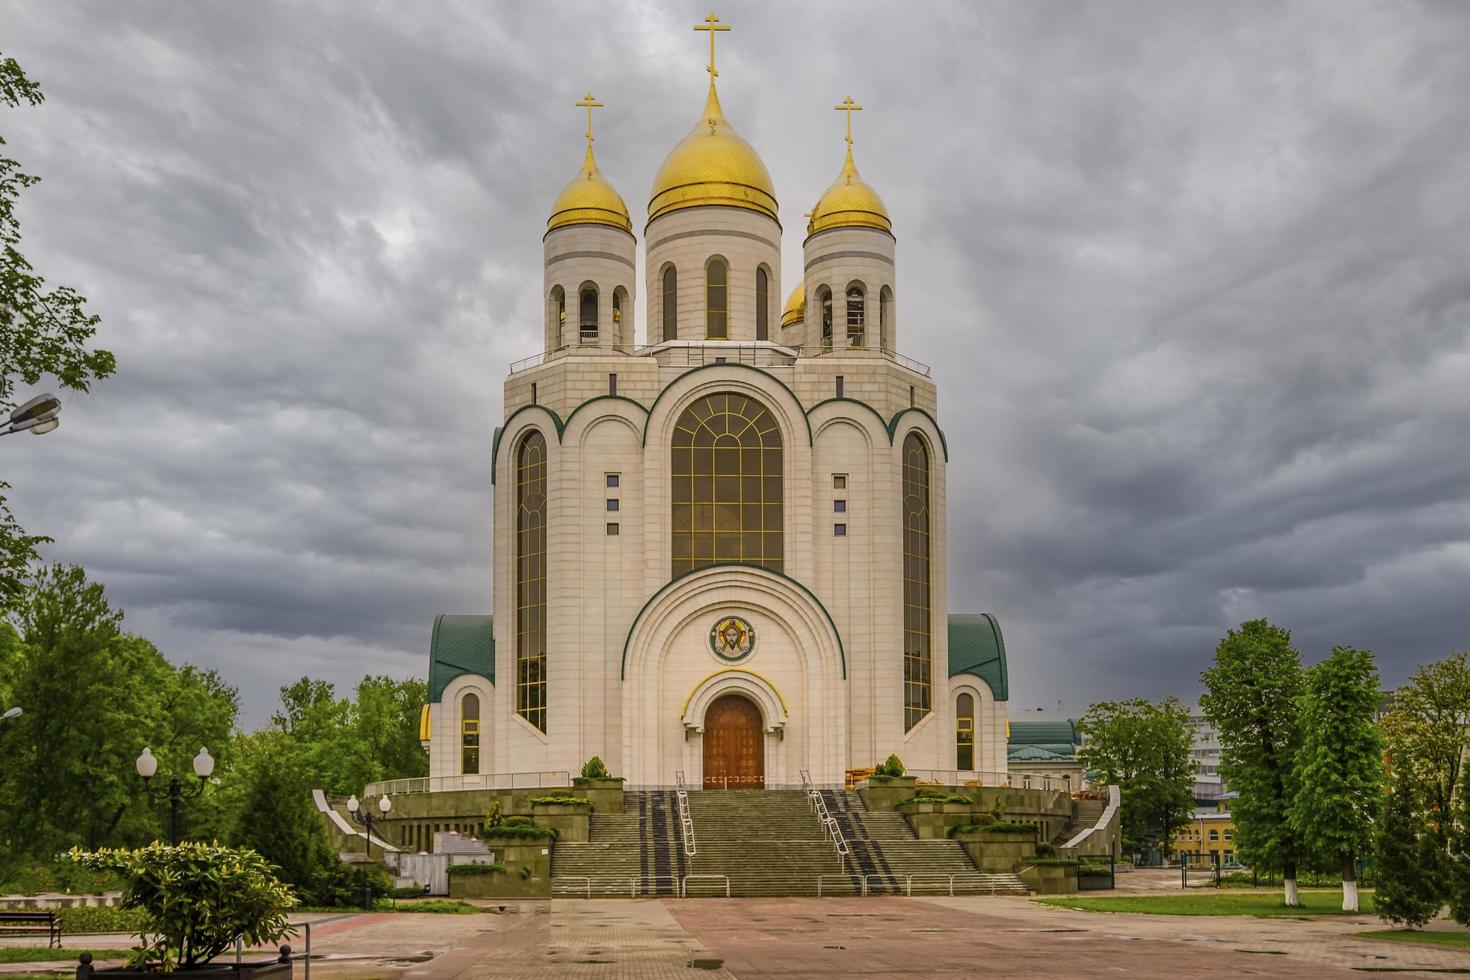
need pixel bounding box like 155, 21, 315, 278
551, 791, 688, 896
1052, 797, 1106, 846
551, 788, 1028, 897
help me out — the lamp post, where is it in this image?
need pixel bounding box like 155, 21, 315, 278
1, 393, 62, 438
1, 707, 21, 721
136, 747, 215, 845
345, 794, 392, 912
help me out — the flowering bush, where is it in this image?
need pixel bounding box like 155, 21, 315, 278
68, 842, 296, 972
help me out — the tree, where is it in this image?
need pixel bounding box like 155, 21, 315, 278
1374, 773, 1445, 928
1450, 769, 1470, 926
0, 53, 115, 609
1077, 697, 1196, 857
1200, 619, 1310, 906
1290, 645, 1385, 911
1382, 652, 1470, 850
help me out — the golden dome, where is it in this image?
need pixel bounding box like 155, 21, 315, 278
648, 82, 778, 224
548, 145, 632, 233
807, 146, 890, 235
781, 281, 805, 328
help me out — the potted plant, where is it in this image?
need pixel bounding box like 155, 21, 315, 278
68, 842, 296, 976
570, 757, 625, 812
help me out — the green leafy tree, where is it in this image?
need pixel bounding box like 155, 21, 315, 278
1290, 645, 1385, 911
1450, 771, 1470, 926
0, 54, 115, 609
1382, 652, 1470, 850
1078, 697, 1195, 857
1200, 619, 1309, 905
1374, 774, 1445, 928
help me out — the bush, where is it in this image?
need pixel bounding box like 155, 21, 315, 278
951, 821, 1035, 836
1036, 843, 1058, 858
580, 756, 609, 780
387, 885, 430, 898
68, 842, 296, 971
484, 823, 556, 840
381, 899, 478, 914
898, 793, 972, 806
1028, 858, 1080, 867
530, 796, 590, 807
0, 862, 123, 897
56, 905, 144, 934
877, 754, 906, 778
503, 815, 534, 828
446, 862, 508, 876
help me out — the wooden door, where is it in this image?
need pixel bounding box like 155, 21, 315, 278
703, 694, 764, 789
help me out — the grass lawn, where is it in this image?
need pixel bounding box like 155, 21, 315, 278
1034, 890, 1376, 917
0, 947, 126, 963
1356, 930, 1470, 950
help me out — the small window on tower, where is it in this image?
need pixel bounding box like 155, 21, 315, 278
833, 474, 847, 490
606, 473, 620, 488
606, 499, 619, 512
606, 522, 619, 536
834, 523, 847, 537
834, 500, 846, 513
835, 375, 844, 398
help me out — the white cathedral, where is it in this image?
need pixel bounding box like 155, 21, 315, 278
421, 18, 1011, 790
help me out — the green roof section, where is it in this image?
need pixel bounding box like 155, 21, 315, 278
1008, 720, 1080, 746
1008, 744, 1076, 763
947, 613, 1009, 701
428, 614, 495, 702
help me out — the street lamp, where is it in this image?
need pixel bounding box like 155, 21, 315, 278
136, 746, 215, 845
1, 707, 21, 721
1, 393, 62, 438
345, 794, 392, 912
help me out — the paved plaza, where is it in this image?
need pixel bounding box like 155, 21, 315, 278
4, 895, 1468, 978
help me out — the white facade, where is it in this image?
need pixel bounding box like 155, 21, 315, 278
422, 68, 1011, 790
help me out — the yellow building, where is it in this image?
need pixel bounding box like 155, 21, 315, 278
1174, 792, 1238, 866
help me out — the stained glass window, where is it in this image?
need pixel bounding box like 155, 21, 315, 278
706, 259, 728, 339
461, 693, 480, 775
516, 431, 548, 732
671, 394, 783, 576
903, 432, 931, 731
956, 692, 974, 771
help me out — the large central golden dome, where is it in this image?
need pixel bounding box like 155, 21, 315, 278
648, 82, 778, 224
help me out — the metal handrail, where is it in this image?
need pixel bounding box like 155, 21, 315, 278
805, 781, 850, 869
674, 770, 696, 858
628, 874, 680, 897
861, 872, 902, 897
816, 874, 861, 897
555, 875, 593, 899
506, 341, 933, 378
362, 771, 572, 796
680, 874, 730, 898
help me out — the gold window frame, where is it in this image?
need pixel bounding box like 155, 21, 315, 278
903, 432, 931, 731
515, 431, 548, 733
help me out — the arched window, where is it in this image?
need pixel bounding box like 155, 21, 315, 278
706, 259, 728, 339
612, 287, 624, 326
662, 266, 677, 342
671, 393, 783, 576
956, 692, 975, 771
461, 693, 480, 775
550, 286, 566, 345
818, 287, 833, 349
516, 431, 548, 732
846, 283, 865, 348
902, 432, 931, 731
1208, 829, 1220, 842
579, 284, 598, 343
755, 267, 770, 341
879, 285, 893, 350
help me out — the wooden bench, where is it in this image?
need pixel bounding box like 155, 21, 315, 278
0, 909, 62, 948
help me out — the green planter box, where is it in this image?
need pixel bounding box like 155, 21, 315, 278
571, 778, 626, 814
954, 829, 1038, 873
862, 776, 918, 811
531, 802, 590, 842
1020, 863, 1078, 895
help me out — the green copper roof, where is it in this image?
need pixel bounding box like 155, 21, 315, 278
1008, 744, 1077, 763
1008, 720, 1080, 746
947, 613, 1009, 701
428, 614, 494, 702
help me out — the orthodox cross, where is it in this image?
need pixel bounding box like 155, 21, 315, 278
835, 96, 863, 146
575, 92, 604, 149
694, 12, 730, 78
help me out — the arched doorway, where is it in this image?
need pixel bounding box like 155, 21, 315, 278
703, 693, 764, 789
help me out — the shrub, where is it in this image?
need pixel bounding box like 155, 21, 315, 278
382, 899, 478, 914
484, 823, 556, 840
56, 905, 144, 934
387, 885, 429, 898
877, 754, 906, 778
898, 793, 972, 806
580, 756, 610, 780
446, 862, 508, 876
951, 821, 1035, 836
518, 865, 532, 880
1028, 858, 1080, 867
502, 815, 534, 828
486, 801, 503, 830
530, 796, 591, 807
68, 842, 296, 971
1036, 843, 1058, 858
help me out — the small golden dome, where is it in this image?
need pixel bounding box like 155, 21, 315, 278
808, 146, 890, 235
548, 145, 632, 233
781, 281, 805, 328
648, 82, 778, 224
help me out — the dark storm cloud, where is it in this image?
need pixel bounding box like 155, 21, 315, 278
4, 1, 1468, 724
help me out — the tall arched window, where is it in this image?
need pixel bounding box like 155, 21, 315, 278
671, 393, 783, 576
879, 285, 893, 350
516, 431, 548, 732
706, 259, 728, 339
550, 286, 566, 346
755, 267, 770, 341
902, 432, 931, 731
662, 265, 677, 342
955, 692, 974, 771
461, 693, 480, 775
579, 284, 598, 343
846, 283, 865, 348
818, 287, 833, 349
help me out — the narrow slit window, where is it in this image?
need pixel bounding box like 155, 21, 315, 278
706, 260, 728, 339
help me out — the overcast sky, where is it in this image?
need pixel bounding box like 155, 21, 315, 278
4, 2, 1468, 727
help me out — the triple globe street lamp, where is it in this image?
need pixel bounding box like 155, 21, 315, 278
345, 793, 392, 858
136, 746, 215, 845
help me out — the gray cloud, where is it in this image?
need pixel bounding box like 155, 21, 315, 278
4, 1, 1468, 725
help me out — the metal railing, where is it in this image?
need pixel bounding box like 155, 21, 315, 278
674, 770, 696, 858
628, 874, 680, 897
851, 872, 1024, 897
362, 771, 571, 796
680, 874, 730, 898
506, 340, 933, 378
802, 769, 850, 870
894, 769, 1074, 794
816, 874, 861, 897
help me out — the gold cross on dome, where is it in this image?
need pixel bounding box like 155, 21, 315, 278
694, 11, 731, 78
835, 96, 863, 146
575, 92, 604, 149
